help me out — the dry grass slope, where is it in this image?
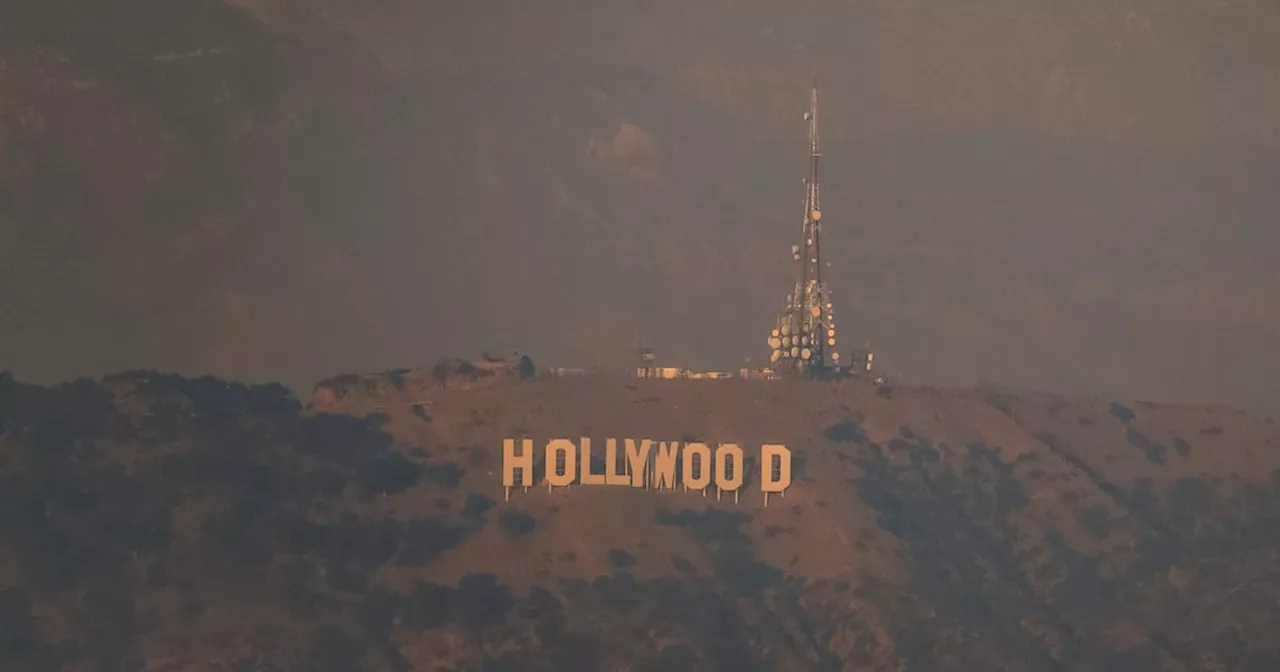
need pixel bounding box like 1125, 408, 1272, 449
1, 369, 1278, 670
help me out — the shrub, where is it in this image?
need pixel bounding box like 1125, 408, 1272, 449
1171, 477, 1211, 514
607, 549, 636, 569
464, 494, 496, 517
361, 454, 423, 496
460, 447, 488, 469
1077, 505, 1111, 538
453, 573, 512, 630
824, 420, 866, 443
385, 369, 407, 391
307, 627, 368, 672
0, 372, 16, 425
498, 508, 536, 537
1109, 403, 1136, 423
424, 463, 464, 488
1125, 428, 1166, 464
403, 582, 452, 629
0, 588, 38, 653
670, 555, 696, 576
398, 518, 466, 565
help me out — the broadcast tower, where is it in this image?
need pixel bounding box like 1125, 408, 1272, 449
767, 80, 865, 377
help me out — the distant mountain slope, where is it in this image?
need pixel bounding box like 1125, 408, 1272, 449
1, 369, 1278, 670
2, 0, 1279, 409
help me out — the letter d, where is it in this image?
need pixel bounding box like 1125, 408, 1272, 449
760, 444, 792, 493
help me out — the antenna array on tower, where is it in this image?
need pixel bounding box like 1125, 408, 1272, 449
766, 80, 874, 379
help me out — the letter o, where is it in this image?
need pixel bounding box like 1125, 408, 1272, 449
682, 443, 711, 490
714, 443, 744, 492
545, 439, 576, 487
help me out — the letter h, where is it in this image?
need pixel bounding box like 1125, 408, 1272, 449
503, 438, 534, 488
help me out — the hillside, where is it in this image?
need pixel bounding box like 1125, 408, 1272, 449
1, 368, 1278, 670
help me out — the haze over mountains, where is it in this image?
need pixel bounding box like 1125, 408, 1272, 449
4, 4, 1280, 670
2, 1, 1279, 412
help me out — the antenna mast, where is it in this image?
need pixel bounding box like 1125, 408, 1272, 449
766, 80, 845, 377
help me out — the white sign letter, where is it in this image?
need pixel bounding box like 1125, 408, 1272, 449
545, 439, 576, 487
605, 439, 629, 485
503, 438, 533, 488
625, 439, 652, 488
653, 441, 679, 490
760, 444, 792, 493
715, 443, 745, 493
683, 443, 711, 491
580, 437, 605, 485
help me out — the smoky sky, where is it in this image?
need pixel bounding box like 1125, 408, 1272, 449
1, 0, 1278, 414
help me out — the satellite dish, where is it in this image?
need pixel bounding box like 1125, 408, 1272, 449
832, 352, 840, 361
771, 328, 780, 337
768, 337, 781, 349
828, 338, 836, 347
790, 346, 800, 358
809, 306, 821, 318
801, 348, 812, 360
770, 349, 781, 362
811, 210, 822, 221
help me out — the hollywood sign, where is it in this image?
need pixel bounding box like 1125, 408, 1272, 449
502, 438, 793, 506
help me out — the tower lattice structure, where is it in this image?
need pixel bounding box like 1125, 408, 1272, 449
768, 81, 841, 376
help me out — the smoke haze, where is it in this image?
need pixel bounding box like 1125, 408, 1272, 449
2, 0, 1278, 412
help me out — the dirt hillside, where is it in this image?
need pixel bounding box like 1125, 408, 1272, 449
1, 366, 1277, 670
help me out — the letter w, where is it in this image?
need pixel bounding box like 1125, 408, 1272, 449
653, 441, 679, 490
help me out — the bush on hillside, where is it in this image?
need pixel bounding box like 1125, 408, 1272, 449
360, 454, 423, 496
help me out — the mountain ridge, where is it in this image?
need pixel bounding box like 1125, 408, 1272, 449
1, 366, 1277, 669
